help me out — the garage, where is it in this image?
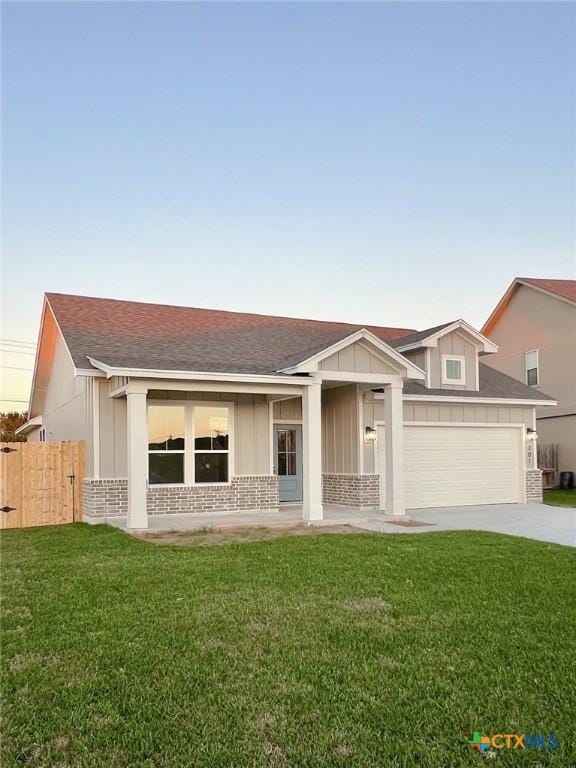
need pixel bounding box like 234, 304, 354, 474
376, 424, 524, 509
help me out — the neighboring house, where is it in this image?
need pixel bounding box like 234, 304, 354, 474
17, 293, 555, 529
482, 278, 576, 477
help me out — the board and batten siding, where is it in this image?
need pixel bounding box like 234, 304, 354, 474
318, 341, 400, 375
403, 349, 426, 371
322, 384, 360, 474
428, 331, 479, 390
273, 397, 302, 421
362, 394, 534, 473
28, 332, 93, 472
98, 389, 272, 479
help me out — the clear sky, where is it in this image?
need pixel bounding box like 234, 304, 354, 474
1, 1, 575, 410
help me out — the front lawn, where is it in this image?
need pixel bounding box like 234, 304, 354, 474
1, 525, 575, 767
544, 488, 576, 507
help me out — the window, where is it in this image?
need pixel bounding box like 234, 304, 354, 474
193, 406, 229, 483
147, 403, 231, 485
526, 350, 539, 386
441, 355, 466, 385
148, 405, 185, 484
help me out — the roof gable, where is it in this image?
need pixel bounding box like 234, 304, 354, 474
392, 319, 497, 354
482, 278, 576, 335
279, 329, 426, 380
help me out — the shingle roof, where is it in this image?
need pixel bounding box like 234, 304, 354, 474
46, 293, 417, 374
389, 321, 456, 349
400, 363, 556, 401
518, 278, 576, 303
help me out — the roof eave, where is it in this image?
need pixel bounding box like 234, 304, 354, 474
86, 358, 315, 385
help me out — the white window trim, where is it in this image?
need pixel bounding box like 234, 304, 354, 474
525, 349, 539, 387
441, 354, 466, 385
147, 400, 235, 487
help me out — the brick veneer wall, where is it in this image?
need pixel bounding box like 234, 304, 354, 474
526, 469, 543, 503
322, 473, 380, 509
83, 478, 128, 518
147, 475, 279, 515
83, 475, 279, 518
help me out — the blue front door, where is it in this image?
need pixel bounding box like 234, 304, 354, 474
274, 424, 303, 502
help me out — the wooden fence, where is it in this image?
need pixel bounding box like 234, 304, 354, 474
538, 443, 559, 489
0, 442, 85, 530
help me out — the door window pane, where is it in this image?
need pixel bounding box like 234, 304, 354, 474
149, 453, 184, 484
148, 406, 185, 451
277, 429, 297, 477
195, 453, 228, 483
194, 407, 229, 450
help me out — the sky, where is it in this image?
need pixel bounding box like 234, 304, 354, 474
1, 1, 575, 411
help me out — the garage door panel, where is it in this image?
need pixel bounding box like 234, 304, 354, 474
377, 425, 522, 509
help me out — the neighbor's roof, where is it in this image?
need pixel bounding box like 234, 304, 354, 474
518, 278, 576, 303
482, 277, 576, 335
46, 293, 417, 375
403, 363, 556, 401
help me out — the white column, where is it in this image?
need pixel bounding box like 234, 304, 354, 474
126, 385, 148, 529
302, 379, 323, 521
384, 381, 405, 516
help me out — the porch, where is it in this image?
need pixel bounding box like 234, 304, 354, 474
84, 329, 426, 529
101, 503, 396, 532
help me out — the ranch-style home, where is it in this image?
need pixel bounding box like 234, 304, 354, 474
18, 293, 556, 529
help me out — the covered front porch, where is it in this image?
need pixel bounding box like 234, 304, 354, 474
84, 329, 426, 529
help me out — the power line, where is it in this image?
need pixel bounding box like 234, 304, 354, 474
0, 365, 34, 371
0, 398, 29, 403
0, 341, 36, 349
0, 349, 36, 356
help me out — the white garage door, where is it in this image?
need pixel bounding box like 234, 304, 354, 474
377, 425, 523, 509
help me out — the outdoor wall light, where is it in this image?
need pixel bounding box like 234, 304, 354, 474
526, 428, 538, 441
364, 426, 377, 443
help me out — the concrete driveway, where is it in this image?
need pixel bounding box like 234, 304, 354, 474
357, 503, 576, 547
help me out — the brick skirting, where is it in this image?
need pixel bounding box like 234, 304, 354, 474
526, 469, 543, 503
322, 473, 380, 509
147, 475, 279, 515
83, 475, 279, 518
83, 478, 128, 518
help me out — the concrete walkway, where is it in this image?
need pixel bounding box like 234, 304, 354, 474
103, 502, 575, 547
357, 503, 576, 547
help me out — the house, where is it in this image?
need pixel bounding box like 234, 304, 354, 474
17, 293, 556, 529
482, 278, 576, 477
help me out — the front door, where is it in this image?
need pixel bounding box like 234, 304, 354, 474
274, 424, 303, 502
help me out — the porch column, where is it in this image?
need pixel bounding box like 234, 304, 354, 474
302, 379, 323, 521
126, 384, 148, 529
384, 381, 405, 516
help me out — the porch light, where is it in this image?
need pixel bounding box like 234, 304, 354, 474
526, 428, 538, 441
364, 426, 377, 443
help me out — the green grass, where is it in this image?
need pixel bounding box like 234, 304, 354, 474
544, 488, 576, 507
1, 525, 575, 767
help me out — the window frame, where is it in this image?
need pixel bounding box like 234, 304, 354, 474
525, 349, 539, 387
147, 400, 234, 487
441, 354, 466, 385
